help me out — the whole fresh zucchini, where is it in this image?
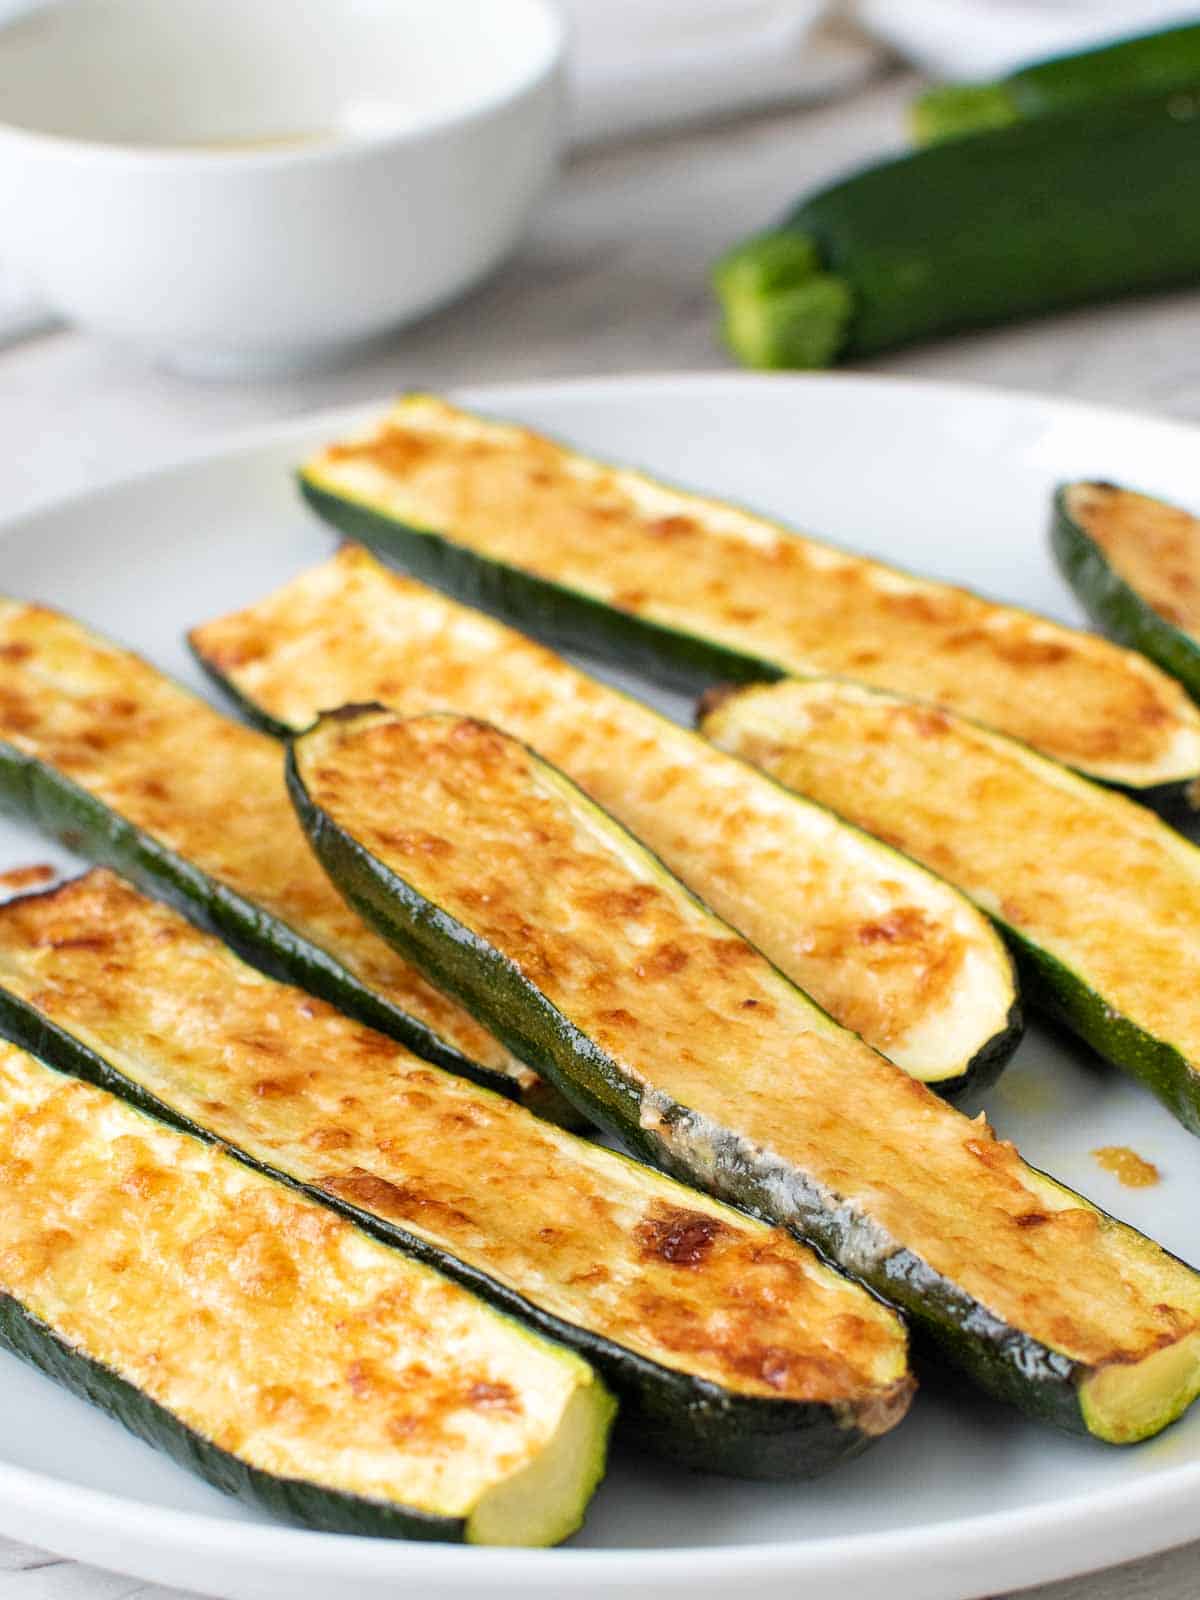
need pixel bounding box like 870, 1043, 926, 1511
191, 545, 1019, 1096
0, 1037, 611, 1544
287, 707, 1200, 1445
714, 89, 1200, 368
1052, 481, 1200, 705
701, 676, 1200, 1136
0, 869, 914, 1478
291, 396, 1200, 801
0, 598, 569, 1120
912, 23, 1200, 145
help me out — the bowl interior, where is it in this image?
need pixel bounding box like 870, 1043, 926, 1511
0, 0, 561, 149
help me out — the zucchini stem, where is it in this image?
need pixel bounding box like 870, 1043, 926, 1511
910, 83, 1019, 145
712, 231, 853, 370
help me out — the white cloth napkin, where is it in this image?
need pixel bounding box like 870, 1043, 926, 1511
562, 0, 1200, 145
560, 0, 879, 144
858, 0, 1200, 80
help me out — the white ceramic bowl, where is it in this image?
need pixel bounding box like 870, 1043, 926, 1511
0, 0, 564, 375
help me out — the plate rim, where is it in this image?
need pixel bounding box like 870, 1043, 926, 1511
2, 368, 1199, 1597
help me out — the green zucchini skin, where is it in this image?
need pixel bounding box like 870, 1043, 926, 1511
1008, 927, 1200, 1138
193, 549, 1021, 1102
286, 730, 1108, 1437
912, 23, 1200, 145
699, 677, 1200, 1133
0, 736, 523, 1105
0, 911, 890, 1483
297, 478, 785, 701
296, 480, 1194, 816
1052, 483, 1200, 709
715, 90, 1200, 368
0, 1293, 461, 1541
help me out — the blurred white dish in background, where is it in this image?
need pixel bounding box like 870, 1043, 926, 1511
0, 0, 563, 376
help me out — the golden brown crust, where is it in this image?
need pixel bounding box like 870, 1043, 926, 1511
1067, 482, 1200, 635
0, 870, 909, 1404
304, 397, 1200, 785
190, 547, 1013, 1083
702, 678, 1200, 1083
0, 599, 526, 1086
296, 710, 1200, 1374
0, 1040, 582, 1511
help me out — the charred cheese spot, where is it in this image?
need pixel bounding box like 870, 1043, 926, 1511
635, 1206, 726, 1268
467, 1381, 521, 1412
188, 545, 1013, 1083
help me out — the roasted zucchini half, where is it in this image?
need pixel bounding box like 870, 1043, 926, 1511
0, 1038, 612, 1544
189, 547, 1019, 1098
289, 707, 1200, 1445
701, 676, 1200, 1135
0, 597, 569, 1120
295, 394, 1200, 799
0, 870, 914, 1479
1053, 482, 1200, 706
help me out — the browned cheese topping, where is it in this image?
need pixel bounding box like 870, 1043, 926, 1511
701, 679, 1200, 1077
0, 1041, 584, 1510
190, 548, 1014, 1082
305, 396, 1200, 785
296, 711, 1200, 1376
1067, 482, 1200, 635
0, 871, 911, 1410
0, 599, 525, 1086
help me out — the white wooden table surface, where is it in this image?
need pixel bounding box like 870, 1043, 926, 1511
2, 68, 1199, 1600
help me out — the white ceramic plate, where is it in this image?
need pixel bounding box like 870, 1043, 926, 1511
2, 373, 1200, 1600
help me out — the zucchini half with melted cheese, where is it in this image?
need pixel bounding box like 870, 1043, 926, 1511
0, 1037, 612, 1545
0, 598, 568, 1121
296, 394, 1200, 801
189, 547, 1019, 1098
1053, 482, 1200, 706
0, 870, 914, 1479
289, 707, 1200, 1445
700, 676, 1200, 1136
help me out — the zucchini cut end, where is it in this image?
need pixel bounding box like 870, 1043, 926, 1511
713, 232, 853, 369
909, 82, 1019, 145
468, 1379, 617, 1546
1080, 1331, 1200, 1445
1052, 480, 1200, 716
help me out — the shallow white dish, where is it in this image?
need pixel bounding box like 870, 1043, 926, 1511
2, 372, 1200, 1600
0, 0, 563, 375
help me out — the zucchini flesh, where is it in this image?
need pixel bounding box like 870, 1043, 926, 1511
0, 598, 569, 1120
912, 23, 1200, 145
701, 676, 1200, 1135
0, 1037, 611, 1544
294, 395, 1200, 797
190, 546, 1018, 1096
1053, 481, 1200, 705
289, 707, 1200, 1445
715, 89, 1200, 367
0, 869, 913, 1478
